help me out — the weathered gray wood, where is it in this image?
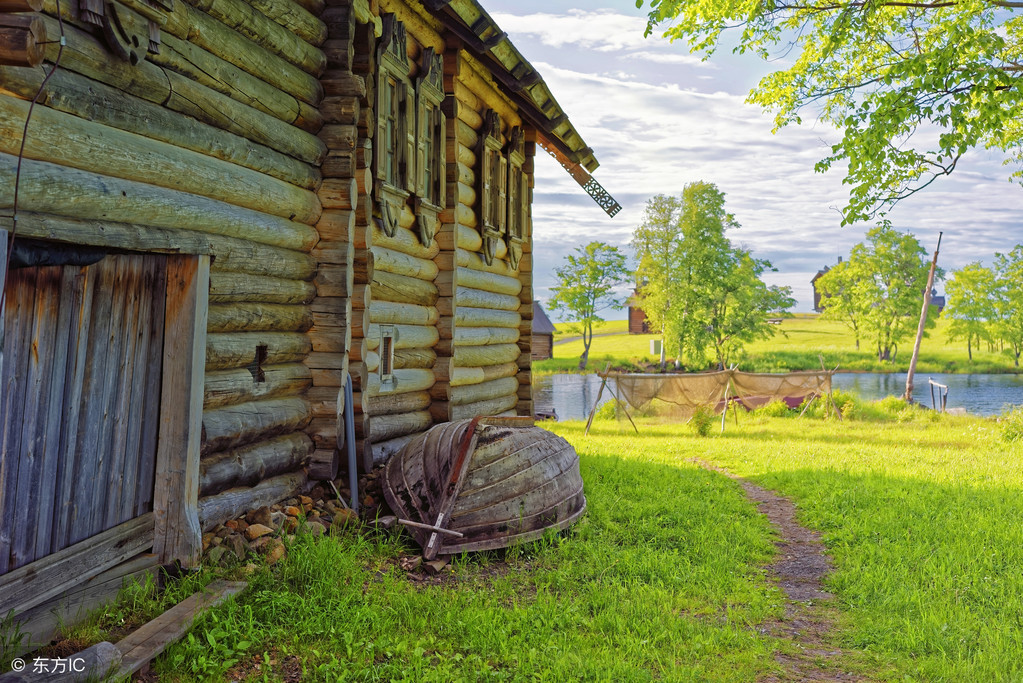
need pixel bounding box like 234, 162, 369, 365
0, 66, 320, 190
8, 268, 52, 569
201, 397, 312, 455
0, 512, 154, 618
71, 258, 116, 546
199, 432, 313, 495
11, 553, 160, 658
0, 95, 321, 225
135, 261, 167, 518
88, 257, 133, 540
101, 258, 145, 534
1, 268, 33, 571
114, 580, 248, 678
450, 394, 519, 422
198, 471, 306, 530
153, 255, 209, 566
50, 264, 96, 551
114, 257, 158, 525
0, 154, 319, 252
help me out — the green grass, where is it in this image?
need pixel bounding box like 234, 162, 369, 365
150, 439, 789, 681
538, 314, 1021, 375
63, 405, 1023, 681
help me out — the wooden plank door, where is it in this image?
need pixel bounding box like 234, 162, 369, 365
0, 253, 166, 574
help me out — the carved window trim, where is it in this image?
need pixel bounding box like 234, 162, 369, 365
413, 47, 446, 246
476, 109, 506, 265
375, 14, 413, 238
505, 127, 529, 270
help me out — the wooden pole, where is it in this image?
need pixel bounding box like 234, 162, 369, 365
583, 361, 611, 435
903, 232, 942, 403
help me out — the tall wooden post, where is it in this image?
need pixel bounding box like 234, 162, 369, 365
903, 232, 942, 403
153, 254, 209, 566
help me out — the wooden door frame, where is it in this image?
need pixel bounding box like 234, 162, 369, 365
153, 254, 209, 566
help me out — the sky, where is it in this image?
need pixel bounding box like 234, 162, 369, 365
482, 0, 1023, 318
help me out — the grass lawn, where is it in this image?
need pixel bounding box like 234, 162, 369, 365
65, 406, 1014, 681
540, 314, 1020, 375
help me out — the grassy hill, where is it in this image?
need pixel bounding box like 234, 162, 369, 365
541, 314, 1019, 375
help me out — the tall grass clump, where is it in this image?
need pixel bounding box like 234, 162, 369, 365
1000, 406, 1023, 442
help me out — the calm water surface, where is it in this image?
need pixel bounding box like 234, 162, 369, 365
534, 372, 1023, 420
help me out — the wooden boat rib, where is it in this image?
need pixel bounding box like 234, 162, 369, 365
382, 417, 587, 559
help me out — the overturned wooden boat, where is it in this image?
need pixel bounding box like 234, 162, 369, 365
382, 417, 586, 559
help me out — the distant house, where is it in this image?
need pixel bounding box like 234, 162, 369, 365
628, 288, 650, 334
532, 302, 556, 360
811, 263, 834, 313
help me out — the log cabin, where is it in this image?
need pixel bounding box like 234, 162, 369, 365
530, 300, 554, 361
0, 0, 619, 650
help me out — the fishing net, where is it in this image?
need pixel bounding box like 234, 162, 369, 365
604, 370, 833, 422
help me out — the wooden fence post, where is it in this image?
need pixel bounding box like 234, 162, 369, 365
153, 254, 209, 566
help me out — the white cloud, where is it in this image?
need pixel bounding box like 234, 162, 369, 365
484, 3, 1023, 312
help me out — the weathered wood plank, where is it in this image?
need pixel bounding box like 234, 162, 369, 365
114, 580, 248, 678
115, 257, 158, 525
0, 512, 154, 618
135, 260, 167, 518
11, 553, 160, 658
153, 255, 209, 566
69, 258, 116, 546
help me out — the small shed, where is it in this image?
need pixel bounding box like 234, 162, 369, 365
531, 301, 555, 360
628, 288, 650, 334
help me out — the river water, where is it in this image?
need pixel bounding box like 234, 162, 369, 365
533, 372, 1023, 421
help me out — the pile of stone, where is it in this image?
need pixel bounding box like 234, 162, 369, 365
199, 469, 453, 577
200, 475, 377, 568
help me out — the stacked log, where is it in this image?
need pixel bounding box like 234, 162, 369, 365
433, 54, 526, 423
302, 0, 362, 481
0, 0, 331, 528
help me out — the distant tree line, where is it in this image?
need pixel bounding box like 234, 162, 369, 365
549, 181, 795, 371
815, 225, 937, 363
943, 249, 1023, 366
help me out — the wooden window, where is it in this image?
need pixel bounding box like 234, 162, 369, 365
375, 15, 413, 237
379, 325, 395, 390
504, 127, 530, 269
477, 109, 505, 265
413, 47, 446, 245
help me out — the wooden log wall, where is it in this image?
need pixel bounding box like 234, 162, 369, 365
348, 1, 446, 472
1, 0, 331, 540
433, 49, 530, 424
303, 0, 362, 481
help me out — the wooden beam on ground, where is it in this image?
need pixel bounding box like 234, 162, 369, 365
114, 580, 248, 679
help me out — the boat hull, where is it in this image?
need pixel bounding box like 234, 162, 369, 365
382, 419, 586, 557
